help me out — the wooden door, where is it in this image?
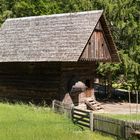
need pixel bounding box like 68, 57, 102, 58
85, 79, 92, 97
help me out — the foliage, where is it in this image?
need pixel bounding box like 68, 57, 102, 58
97, 62, 120, 97
120, 47, 140, 91
97, 62, 120, 78
0, 0, 93, 26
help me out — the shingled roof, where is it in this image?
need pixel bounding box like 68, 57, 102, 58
0, 10, 120, 62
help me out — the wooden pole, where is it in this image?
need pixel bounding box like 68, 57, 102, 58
128, 88, 131, 121
52, 100, 55, 111
121, 121, 126, 139
71, 104, 74, 121
136, 90, 139, 122
90, 111, 93, 131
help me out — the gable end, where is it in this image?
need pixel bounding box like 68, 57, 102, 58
79, 14, 120, 62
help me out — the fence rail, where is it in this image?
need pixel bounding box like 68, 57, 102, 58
72, 108, 91, 128
93, 114, 140, 139
52, 100, 73, 118
52, 100, 140, 139
93, 114, 125, 138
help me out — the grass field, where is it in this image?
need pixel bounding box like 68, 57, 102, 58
0, 102, 115, 140
101, 113, 140, 121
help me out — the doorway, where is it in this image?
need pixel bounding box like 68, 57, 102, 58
85, 79, 92, 97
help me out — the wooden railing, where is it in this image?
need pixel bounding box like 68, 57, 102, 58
72, 108, 93, 130
52, 100, 140, 139
52, 100, 73, 118
93, 114, 140, 139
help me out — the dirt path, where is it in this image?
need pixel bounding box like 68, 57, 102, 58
95, 102, 140, 114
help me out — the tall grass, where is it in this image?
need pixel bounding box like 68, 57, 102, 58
0, 102, 114, 140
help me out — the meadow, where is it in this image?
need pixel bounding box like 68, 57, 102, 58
0, 102, 114, 140
102, 113, 140, 121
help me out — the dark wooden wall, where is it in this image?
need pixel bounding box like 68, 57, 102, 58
60, 62, 96, 104
80, 21, 111, 61
0, 62, 96, 104
0, 62, 61, 103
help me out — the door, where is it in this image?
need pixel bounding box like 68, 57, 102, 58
85, 79, 92, 97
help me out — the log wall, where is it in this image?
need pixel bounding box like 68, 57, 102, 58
0, 62, 96, 104
0, 62, 61, 103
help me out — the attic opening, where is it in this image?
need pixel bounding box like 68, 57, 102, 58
80, 20, 111, 61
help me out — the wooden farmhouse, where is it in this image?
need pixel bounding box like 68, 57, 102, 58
0, 10, 120, 105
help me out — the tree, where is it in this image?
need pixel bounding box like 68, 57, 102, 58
92, 0, 140, 49
97, 62, 120, 98
120, 46, 140, 93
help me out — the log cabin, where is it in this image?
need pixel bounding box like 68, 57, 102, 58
0, 10, 120, 104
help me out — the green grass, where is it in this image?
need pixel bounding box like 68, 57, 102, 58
101, 113, 140, 121
0, 102, 115, 140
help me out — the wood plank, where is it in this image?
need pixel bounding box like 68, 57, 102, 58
73, 116, 90, 123
73, 112, 89, 118
74, 121, 90, 128
74, 108, 90, 113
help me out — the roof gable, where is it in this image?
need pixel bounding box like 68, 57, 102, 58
99, 15, 120, 62
79, 15, 120, 62
80, 21, 112, 61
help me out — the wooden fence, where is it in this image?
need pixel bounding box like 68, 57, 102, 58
52, 100, 73, 118
93, 114, 140, 139
72, 108, 93, 129
52, 100, 140, 139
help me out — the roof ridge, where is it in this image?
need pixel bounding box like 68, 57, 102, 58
6, 10, 103, 21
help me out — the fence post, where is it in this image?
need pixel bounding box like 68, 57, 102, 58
121, 121, 126, 139
52, 100, 55, 111
93, 114, 95, 131
71, 104, 74, 121
90, 111, 93, 131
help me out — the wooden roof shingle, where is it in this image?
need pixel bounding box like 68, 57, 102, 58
0, 10, 120, 62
